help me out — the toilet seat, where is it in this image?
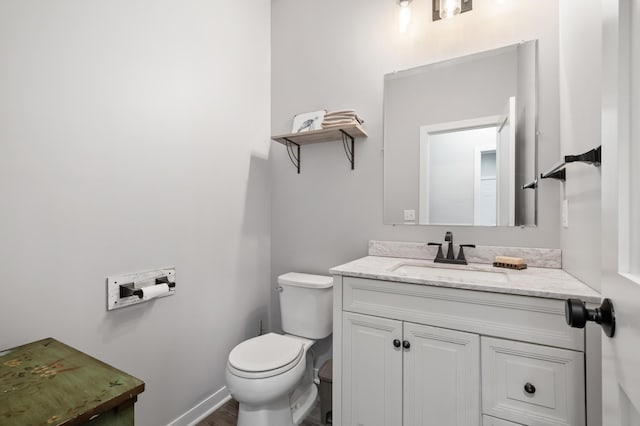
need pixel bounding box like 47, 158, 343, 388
228, 333, 304, 379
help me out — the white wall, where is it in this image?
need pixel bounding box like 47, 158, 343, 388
0, 2, 271, 425
271, 0, 560, 332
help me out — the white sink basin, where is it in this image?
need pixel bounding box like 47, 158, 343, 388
389, 262, 508, 284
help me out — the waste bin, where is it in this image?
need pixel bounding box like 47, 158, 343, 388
318, 359, 333, 424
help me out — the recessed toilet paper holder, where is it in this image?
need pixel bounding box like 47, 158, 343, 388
107, 267, 176, 311
119, 276, 176, 299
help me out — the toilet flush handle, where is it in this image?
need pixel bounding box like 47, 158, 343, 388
275, 286, 284, 292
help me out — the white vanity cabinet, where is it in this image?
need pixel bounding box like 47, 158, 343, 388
482, 416, 522, 426
342, 312, 403, 426
342, 312, 480, 426
334, 275, 588, 426
403, 322, 480, 426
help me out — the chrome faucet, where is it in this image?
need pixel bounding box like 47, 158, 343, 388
428, 231, 475, 265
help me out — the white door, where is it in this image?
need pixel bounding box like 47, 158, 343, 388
496, 96, 516, 227
474, 147, 498, 226
403, 322, 480, 426
601, 0, 640, 423
342, 312, 403, 426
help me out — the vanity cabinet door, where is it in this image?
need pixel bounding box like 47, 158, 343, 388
342, 312, 403, 426
403, 322, 481, 426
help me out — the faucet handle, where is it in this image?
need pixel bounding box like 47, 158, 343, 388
427, 242, 445, 261
456, 244, 476, 263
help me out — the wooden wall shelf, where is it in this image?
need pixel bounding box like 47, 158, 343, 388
271, 123, 368, 173
272, 123, 367, 145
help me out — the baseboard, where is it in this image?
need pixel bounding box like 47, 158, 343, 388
166, 386, 231, 426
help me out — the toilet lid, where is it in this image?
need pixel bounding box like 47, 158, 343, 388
228, 333, 304, 373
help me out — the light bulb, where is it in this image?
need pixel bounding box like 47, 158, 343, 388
439, 0, 461, 19
398, 0, 411, 33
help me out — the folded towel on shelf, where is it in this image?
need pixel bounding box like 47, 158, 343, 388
323, 115, 363, 122
322, 122, 358, 129
322, 118, 358, 125
322, 119, 362, 129
322, 109, 364, 128
324, 109, 357, 116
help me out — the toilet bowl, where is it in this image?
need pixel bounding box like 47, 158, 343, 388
226, 273, 333, 426
226, 333, 316, 426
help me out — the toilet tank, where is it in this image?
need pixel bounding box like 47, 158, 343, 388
278, 272, 333, 339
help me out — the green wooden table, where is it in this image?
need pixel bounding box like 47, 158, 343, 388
0, 338, 145, 425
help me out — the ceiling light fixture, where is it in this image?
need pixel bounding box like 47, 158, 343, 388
398, 0, 412, 33
432, 0, 472, 21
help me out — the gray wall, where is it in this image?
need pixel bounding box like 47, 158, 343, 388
0, 2, 271, 425
271, 0, 561, 333
558, 0, 602, 291
558, 6, 603, 426
384, 48, 517, 224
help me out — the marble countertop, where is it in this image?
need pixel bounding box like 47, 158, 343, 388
330, 256, 601, 303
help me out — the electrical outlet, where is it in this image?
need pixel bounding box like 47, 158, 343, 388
404, 209, 416, 221
562, 199, 569, 228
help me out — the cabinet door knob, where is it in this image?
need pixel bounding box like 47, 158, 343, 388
393, 339, 401, 348
524, 382, 536, 394
402, 340, 411, 349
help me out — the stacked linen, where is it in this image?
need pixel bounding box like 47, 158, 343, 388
321, 109, 364, 129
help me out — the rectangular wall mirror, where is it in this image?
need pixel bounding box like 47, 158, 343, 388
383, 40, 538, 227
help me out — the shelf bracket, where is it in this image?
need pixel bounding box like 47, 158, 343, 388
284, 138, 300, 174
340, 130, 355, 170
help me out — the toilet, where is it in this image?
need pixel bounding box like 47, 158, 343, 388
225, 272, 333, 426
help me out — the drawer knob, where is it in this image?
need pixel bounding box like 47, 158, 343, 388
565, 298, 616, 337
524, 382, 536, 394
402, 340, 411, 349
393, 339, 401, 348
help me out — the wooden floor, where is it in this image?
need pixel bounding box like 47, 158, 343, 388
197, 397, 327, 426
